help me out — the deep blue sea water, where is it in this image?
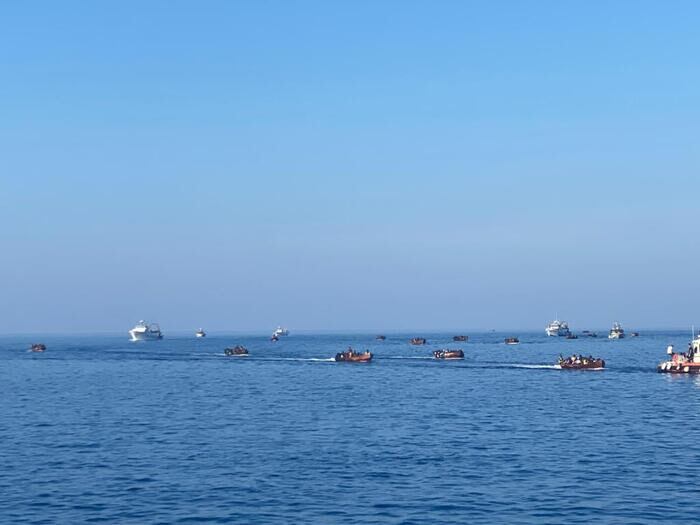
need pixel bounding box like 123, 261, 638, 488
2, 331, 700, 524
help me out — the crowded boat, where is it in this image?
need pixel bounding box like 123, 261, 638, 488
224, 345, 249, 357
433, 349, 464, 360
557, 354, 605, 370
334, 347, 372, 362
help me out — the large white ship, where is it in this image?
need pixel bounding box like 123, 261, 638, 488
272, 326, 289, 337
608, 322, 625, 339
129, 320, 163, 341
545, 319, 571, 337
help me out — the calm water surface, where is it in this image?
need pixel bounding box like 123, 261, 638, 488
2, 331, 700, 524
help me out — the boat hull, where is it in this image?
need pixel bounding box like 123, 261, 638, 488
129, 331, 163, 341
558, 360, 605, 370
334, 353, 372, 363
658, 361, 700, 374
434, 350, 464, 360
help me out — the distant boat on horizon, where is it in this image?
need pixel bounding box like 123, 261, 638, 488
195, 328, 206, 338
546, 319, 571, 337
129, 320, 163, 341
609, 322, 625, 339
272, 326, 289, 338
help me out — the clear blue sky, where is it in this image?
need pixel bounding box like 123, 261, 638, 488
2, 1, 699, 333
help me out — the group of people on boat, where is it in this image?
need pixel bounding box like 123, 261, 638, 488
224, 345, 249, 356
335, 346, 373, 362
558, 354, 604, 369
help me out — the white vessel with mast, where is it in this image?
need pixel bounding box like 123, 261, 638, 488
608, 322, 625, 339
129, 320, 163, 341
545, 319, 571, 337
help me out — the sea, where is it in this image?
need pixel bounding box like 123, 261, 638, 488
2, 331, 700, 524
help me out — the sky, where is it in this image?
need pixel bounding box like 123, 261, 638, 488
1, 1, 699, 333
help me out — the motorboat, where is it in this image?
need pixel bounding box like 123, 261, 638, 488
195, 328, 206, 338
545, 319, 571, 337
334, 347, 372, 363
376, 335, 386, 341
581, 330, 598, 338
30, 343, 46, 353
505, 337, 520, 345
129, 320, 163, 341
608, 322, 625, 339
558, 354, 605, 370
630, 332, 640, 338
453, 335, 468, 342
566, 333, 578, 340
225, 345, 249, 357
272, 326, 289, 338
658, 338, 700, 374
410, 337, 427, 345
433, 349, 464, 360
270, 334, 279, 342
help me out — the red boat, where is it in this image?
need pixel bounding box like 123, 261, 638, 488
558, 355, 605, 370
433, 349, 464, 360
334, 348, 372, 363
658, 340, 700, 374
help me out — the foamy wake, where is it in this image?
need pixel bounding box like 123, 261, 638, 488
383, 356, 434, 360
507, 364, 561, 370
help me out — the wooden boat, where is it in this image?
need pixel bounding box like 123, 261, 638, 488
433, 349, 464, 360
452, 335, 468, 342
30, 343, 46, 353
376, 335, 386, 341
224, 345, 249, 356
410, 337, 427, 345
505, 337, 519, 345
558, 356, 605, 370
334, 349, 372, 363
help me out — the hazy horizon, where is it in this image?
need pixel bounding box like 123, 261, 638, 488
3, 2, 699, 333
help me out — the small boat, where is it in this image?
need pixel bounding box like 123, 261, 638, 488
224, 345, 249, 357
505, 337, 519, 345
195, 328, 206, 338
558, 355, 605, 370
433, 349, 464, 360
452, 335, 468, 342
630, 332, 640, 338
566, 333, 578, 340
608, 322, 625, 339
272, 326, 289, 338
410, 337, 427, 345
581, 330, 598, 338
658, 339, 700, 374
545, 319, 571, 337
270, 335, 279, 342
30, 343, 46, 353
129, 320, 163, 341
376, 335, 386, 341
334, 347, 372, 363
